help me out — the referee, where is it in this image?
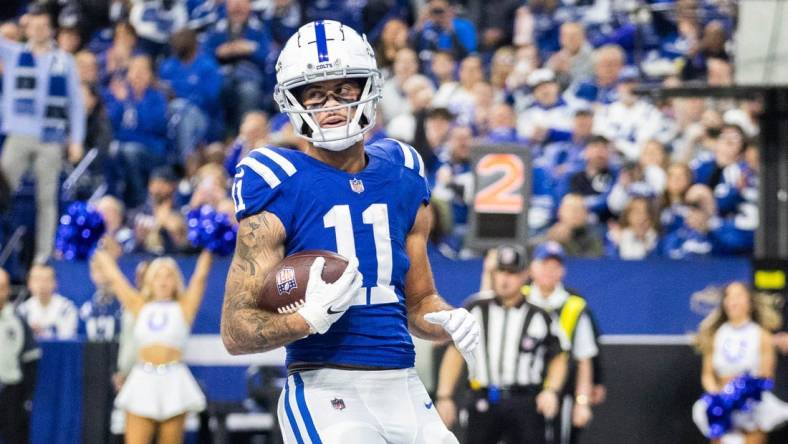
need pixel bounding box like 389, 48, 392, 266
434, 245, 569, 444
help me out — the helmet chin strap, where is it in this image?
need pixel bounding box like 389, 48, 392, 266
312, 121, 364, 151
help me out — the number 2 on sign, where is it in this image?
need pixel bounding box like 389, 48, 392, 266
474, 153, 525, 213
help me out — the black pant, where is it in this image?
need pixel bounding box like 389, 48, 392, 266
464, 387, 547, 444
0, 383, 29, 444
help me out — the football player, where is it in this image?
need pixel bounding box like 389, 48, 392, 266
220, 20, 480, 444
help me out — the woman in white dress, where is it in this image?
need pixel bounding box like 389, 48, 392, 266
694, 281, 787, 444
92, 248, 212, 444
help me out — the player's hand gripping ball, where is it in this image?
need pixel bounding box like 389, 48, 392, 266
259, 250, 351, 314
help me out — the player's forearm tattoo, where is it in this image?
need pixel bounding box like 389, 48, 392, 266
221, 212, 307, 354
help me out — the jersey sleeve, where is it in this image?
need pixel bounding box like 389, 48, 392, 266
373, 138, 431, 205
231, 147, 300, 229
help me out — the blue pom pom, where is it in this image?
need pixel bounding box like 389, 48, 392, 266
55, 201, 106, 261
703, 373, 773, 438
186, 205, 237, 256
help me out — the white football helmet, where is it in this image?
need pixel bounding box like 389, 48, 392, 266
273, 20, 382, 151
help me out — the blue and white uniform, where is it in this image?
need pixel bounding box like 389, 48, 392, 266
233, 139, 456, 443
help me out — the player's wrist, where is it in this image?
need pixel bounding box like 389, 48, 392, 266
296, 305, 328, 335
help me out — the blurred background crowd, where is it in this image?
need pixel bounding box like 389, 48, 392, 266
0, 0, 756, 280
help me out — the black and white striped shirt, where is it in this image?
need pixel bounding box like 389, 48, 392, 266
465, 292, 568, 389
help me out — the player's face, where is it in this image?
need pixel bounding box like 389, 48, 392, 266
299, 79, 363, 128
28, 267, 56, 298
723, 282, 751, 323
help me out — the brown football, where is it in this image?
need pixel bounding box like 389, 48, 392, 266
258, 250, 349, 314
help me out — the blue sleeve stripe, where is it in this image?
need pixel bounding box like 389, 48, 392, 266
254, 147, 297, 176
314, 21, 329, 63
283, 377, 306, 444
238, 156, 281, 188
293, 373, 323, 443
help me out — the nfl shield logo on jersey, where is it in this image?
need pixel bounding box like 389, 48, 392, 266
349, 178, 364, 193
276, 267, 298, 295
331, 398, 346, 410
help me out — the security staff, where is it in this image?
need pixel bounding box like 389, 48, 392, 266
0, 267, 41, 444
435, 245, 569, 444
522, 242, 603, 444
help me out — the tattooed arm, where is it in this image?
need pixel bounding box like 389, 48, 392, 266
220, 211, 311, 355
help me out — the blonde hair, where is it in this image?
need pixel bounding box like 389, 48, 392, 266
140, 257, 186, 302
695, 281, 782, 353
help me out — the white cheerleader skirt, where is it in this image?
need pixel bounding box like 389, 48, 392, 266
693, 391, 788, 437
115, 362, 207, 421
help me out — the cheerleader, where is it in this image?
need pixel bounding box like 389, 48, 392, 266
92, 248, 212, 444
693, 281, 788, 443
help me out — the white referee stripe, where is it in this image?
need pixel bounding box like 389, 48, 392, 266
239, 156, 281, 188
254, 147, 297, 176
394, 139, 415, 169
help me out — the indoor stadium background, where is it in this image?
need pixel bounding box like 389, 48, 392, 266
0, 0, 786, 443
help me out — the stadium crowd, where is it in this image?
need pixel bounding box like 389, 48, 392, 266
0, 0, 755, 270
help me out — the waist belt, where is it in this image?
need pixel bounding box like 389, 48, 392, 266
139, 361, 181, 375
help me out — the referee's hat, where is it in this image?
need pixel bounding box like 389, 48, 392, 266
496, 245, 527, 272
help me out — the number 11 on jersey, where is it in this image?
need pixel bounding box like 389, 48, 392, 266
323, 204, 399, 305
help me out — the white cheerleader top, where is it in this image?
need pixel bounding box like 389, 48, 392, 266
712, 321, 762, 378
134, 301, 190, 351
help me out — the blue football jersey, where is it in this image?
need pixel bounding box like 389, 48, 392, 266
233, 138, 431, 369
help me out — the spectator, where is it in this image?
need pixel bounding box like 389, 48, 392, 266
259, 0, 301, 46
607, 197, 659, 260
79, 258, 123, 341
204, 0, 273, 130
565, 135, 616, 223
606, 162, 659, 216
188, 0, 226, 34
75, 50, 99, 84
593, 68, 667, 161
547, 22, 593, 87
446, 54, 483, 126
475, 0, 519, 53
430, 50, 458, 107
98, 21, 138, 86
516, 68, 573, 142
96, 195, 136, 256
539, 107, 594, 181
660, 184, 753, 258
18, 264, 78, 339
637, 140, 668, 195
470, 81, 494, 133
433, 125, 475, 254
489, 46, 515, 102
548, 193, 604, 258
412, 107, 453, 185
57, 25, 82, 54
680, 20, 729, 82
80, 82, 114, 197
375, 18, 410, 77
224, 110, 270, 177
485, 103, 521, 143
104, 55, 169, 209
674, 107, 723, 164
567, 44, 625, 105
131, 167, 188, 255
381, 47, 419, 124
0, 267, 40, 444
129, 0, 188, 57
159, 28, 223, 162
658, 162, 693, 235
412, 0, 477, 64
0, 8, 86, 264
386, 74, 435, 144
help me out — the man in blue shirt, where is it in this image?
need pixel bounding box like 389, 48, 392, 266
0, 9, 85, 263
203, 0, 273, 128
412, 0, 477, 64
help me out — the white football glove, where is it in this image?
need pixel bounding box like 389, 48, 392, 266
297, 256, 363, 335
424, 308, 480, 374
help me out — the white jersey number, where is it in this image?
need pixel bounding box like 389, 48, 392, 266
323, 204, 398, 305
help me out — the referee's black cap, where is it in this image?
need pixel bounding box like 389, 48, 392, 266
496, 244, 527, 272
